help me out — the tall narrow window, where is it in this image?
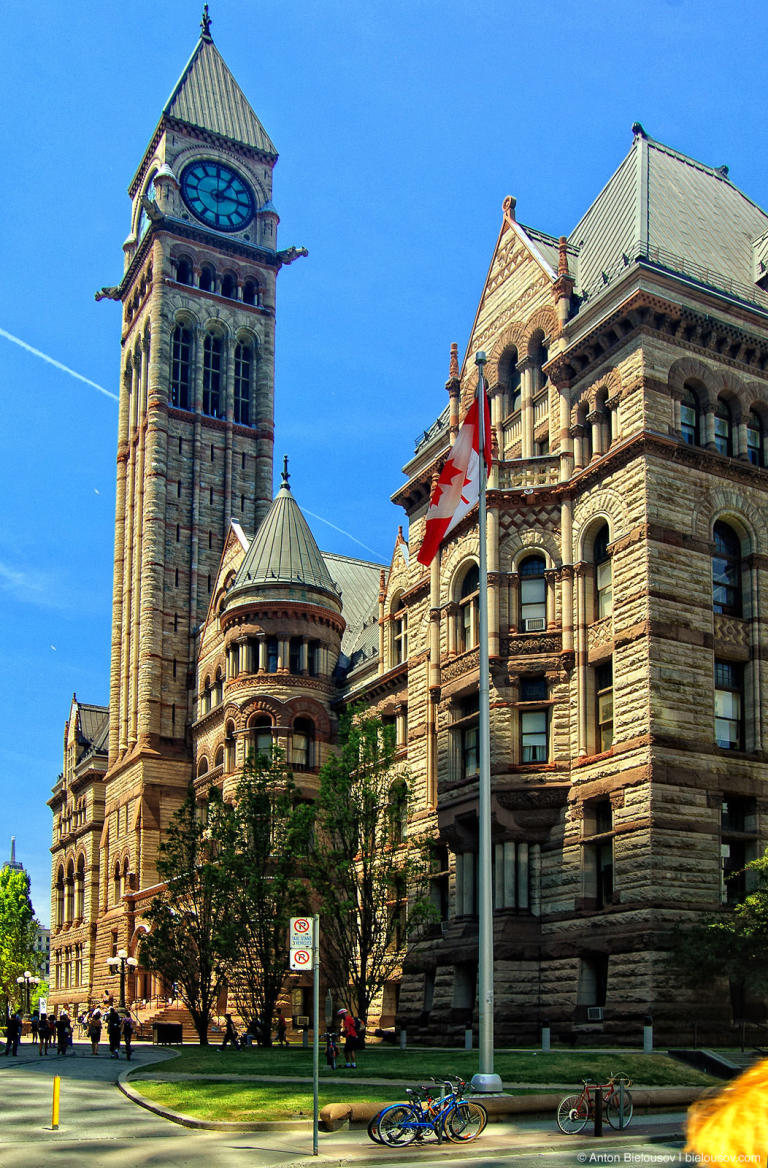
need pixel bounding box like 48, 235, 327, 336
714, 397, 733, 456
593, 525, 613, 619
175, 258, 192, 286
242, 280, 260, 306
225, 722, 236, 771
392, 597, 408, 665
680, 387, 701, 446
455, 695, 479, 779
747, 410, 764, 466
234, 341, 252, 425
170, 325, 191, 409
595, 659, 613, 752
221, 273, 236, 299
202, 334, 222, 417
292, 718, 314, 770
715, 660, 743, 750
712, 521, 741, 615
507, 350, 521, 414
250, 716, 273, 759
289, 637, 303, 674
519, 555, 546, 631
267, 636, 279, 673
520, 707, 548, 762
721, 796, 757, 904
199, 265, 215, 293
458, 564, 479, 651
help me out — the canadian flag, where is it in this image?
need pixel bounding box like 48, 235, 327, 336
417, 392, 492, 567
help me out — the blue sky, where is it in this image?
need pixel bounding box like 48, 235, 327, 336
2, 0, 767, 924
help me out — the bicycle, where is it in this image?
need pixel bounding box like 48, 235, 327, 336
322, 1031, 339, 1070
556, 1073, 633, 1134
371, 1077, 488, 1145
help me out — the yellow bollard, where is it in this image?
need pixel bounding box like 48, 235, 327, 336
51, 1075, 60, 1130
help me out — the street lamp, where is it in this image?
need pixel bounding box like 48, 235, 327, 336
16, 970, 40, 1014
106, 949, 138, 1009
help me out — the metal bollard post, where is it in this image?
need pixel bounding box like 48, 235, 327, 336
464, 1028, 473, 1051
618, 1080, 626, 1130
541, 1021, 551, 1052
51, 1075, 61, 1130
643, 1014, 653, 1054
399, 1028, 406, 1050
302, 1027, 309, 1048
593, 1086, 603, 1137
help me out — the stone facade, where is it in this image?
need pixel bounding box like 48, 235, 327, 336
49, 26, 768, 1044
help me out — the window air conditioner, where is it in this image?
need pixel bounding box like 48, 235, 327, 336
586, 1006, 604, 1021
524, 617, 546, 632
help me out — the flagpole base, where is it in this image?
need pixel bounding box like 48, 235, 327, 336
470, 1072, 503, 1094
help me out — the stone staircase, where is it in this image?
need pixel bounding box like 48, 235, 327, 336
132, 1002, 224, 1045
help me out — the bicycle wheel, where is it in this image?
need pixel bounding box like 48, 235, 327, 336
444, 1100, 487, 1142
556, 1093, 589, 1134
380, 1104, 418, 1146
606, 1089, 633, 1129
367, 1110, 385, 1144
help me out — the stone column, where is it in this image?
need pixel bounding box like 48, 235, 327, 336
575, 564, 588, 755
558, 388, 573, 480
519, 357, 534, 459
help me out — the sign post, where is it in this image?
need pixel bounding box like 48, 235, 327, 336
289, 916, 319, 1155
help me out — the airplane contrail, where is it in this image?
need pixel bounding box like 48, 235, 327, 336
0, 326, 118, 402
303, 507, 387, 562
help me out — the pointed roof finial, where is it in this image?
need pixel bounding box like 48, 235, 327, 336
449, 342, 459, 380
200, 4, 213, 41
281, 454, 291, 490
558, 236, 570, 277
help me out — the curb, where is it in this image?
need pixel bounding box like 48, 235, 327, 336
118, 1071, 313, 1131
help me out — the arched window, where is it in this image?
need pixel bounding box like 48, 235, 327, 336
292, 718, 314, 770
197, 757, 209, 778
458, 564, 479, 651
242, 280, 260, 306
214, 745, 224, 769
199, 265, 215, 293
681, 385, 701, 446
203, 334, 222, 417
714, 397, 733, 456
65, 860, 75, 922
55, 866, 65, 928
175, 258, 193, 285
392, 596, 408, 665
225, 721, 236, 771
747, 410, 764, 466
75, 854, 85, 919
234, 341, 252, 425
593, 525, 613, 620
519, 555, 546, 631
214, 667, 223, 706
113, 862, 122, 906
249, 715, 273, 760
502, 348, 521, 415
712, 521, 742, 615
221, 273, 237, 299
122, 857, 130, 896
530, 335, 549, 394
170, 325, 192, 409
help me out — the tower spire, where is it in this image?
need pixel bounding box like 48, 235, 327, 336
200, 4, 213, 42
282, 454, 291, 490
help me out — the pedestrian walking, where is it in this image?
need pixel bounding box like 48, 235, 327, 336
106, 1006, 122, 1059
30, 1013, 39, 1045
122, 1011, 134, 1060
338, 1008, 358, 1068
87, 1005, 103, 1055
38, 1013, 50, 1055
219, 1013, 239, 1051
47, 1015, 56, 1048
4, 1012, 21, 1056
56, 1011, 72, 1056
275, 1010, 288, 1047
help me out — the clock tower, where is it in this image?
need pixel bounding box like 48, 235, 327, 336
95, 8, 306, 970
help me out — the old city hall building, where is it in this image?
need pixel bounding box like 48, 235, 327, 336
49, 14, 768, 1043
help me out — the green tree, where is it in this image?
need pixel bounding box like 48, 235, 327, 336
139, 787, 240, 1044
307, 710, 435, 1022
669, 849, 768, 1018
227, 750, 312, 1044
0, 867, 41, 1015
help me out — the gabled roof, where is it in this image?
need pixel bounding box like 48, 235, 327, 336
569, 126, 768, 312
163, 32, 277, 158
228, 467, 341, 609
322, 553, 382, 656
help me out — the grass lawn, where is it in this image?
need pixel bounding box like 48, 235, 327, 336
129, 1080, 408, 1122
147, 1044, 718, 1088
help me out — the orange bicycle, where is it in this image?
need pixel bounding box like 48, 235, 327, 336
556, 1073, 633, 1134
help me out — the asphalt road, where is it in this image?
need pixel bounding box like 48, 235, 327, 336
0, 1041, 688, 1168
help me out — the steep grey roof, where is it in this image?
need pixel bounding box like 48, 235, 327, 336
163, 35, 277, 157
570, 129, 768, 312
230, 475, 340, 607
77, 703, 109, 753
322, 553, 382, 656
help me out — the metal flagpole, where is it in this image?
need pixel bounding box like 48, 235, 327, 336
471, 350, 502, 1093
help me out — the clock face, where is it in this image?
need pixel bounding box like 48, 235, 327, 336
180, 160, 255, 232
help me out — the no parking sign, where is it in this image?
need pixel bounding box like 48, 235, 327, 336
289, 916, 314, 968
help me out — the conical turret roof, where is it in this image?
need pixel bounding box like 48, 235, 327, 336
227, 463, 341, 610
162, 22, 277, 158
